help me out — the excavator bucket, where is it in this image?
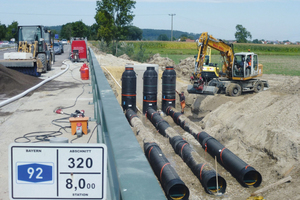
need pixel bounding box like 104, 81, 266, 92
187, 84, 218, 95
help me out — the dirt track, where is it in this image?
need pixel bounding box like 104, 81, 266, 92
93, 47, 300, 200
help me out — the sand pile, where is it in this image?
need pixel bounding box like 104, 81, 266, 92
118, 54, 131, 60
174, 56, 195, 79
147, 53, 175, 70
0, 64, 42, 98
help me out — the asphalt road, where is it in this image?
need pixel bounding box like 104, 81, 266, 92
0, 44, 97, 200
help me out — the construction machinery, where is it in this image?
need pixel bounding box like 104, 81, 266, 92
195, 46, 220, 83
70, 37, 88, 62
188, 32, 268, 96
0, 25, 51, 76
44, 29, 55, 67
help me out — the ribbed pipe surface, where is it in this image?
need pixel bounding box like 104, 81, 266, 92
162, 66, 176, 113
146, 107, 227, 194
166, 106, 262, 187
121, 67, 137, 112
143, 67, 158, 114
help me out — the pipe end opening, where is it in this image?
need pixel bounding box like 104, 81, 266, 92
168, 184, 189, 200
243, 171, 262, 187
206, 176, 226, 195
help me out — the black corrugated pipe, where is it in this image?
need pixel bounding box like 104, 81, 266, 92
144, 142, 189, 200
146, 107, 227, 195
162, 66, 176, 113
143, 67, 158, 114
166, 106, 262, 188
125, 109, 190, 200
121, 66, 137, 112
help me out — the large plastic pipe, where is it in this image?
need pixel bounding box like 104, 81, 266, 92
143, 66, 158, 114
166, 106, 262, 187
125, 109, 189, 200
144, 142, 189, 200
146, 108, 227, 194
121, 66, 137, 112
161, 66, 176, 113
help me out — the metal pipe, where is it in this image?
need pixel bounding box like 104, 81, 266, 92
145, 108, 227, 195
166, 106, 262, 188
125, 109, 189, 200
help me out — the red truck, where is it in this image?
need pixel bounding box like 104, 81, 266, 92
70, 37, 88, 62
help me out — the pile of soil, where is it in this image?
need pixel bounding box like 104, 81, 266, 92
0, 64, 42, 98
147, 53, 175, 70
118, 54, 131, 60
175, 56, 195, 79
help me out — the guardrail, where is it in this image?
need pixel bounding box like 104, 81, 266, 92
0, 43, 16, 49
88, 47, 166, 200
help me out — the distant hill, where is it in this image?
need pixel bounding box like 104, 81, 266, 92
45, 26, 200, 41
46, 25, 62, 35
142, 29, 201, 41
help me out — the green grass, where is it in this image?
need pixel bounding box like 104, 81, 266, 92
92, 40, 300, 76
160, 53, 300, 76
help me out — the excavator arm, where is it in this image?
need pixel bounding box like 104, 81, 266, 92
195, 32, 235, 79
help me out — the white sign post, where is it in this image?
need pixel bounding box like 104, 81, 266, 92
9, 143, 107, 200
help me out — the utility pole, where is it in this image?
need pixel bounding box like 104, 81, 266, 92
169, 14, 176, 41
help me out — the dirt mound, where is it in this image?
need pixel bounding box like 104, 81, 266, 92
198, 75, 300, 199
118, 54, 131, 60
0, 64, 42, 98
147, 53, 175, 70
174, 56, 194, 79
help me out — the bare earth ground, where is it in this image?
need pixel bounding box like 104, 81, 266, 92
92, 45, 300, 200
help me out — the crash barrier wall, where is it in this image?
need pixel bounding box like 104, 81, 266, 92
166, 107, 262, 188
88, 47, 166, 200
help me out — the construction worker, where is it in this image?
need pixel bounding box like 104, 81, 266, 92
176, 90, 186, 114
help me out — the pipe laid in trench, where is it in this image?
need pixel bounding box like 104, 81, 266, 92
125, 109, 189, 200
145, 107, 226, 195
166, 106, 262, 188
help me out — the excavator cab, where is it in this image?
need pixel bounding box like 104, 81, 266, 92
232, 53, 262, 80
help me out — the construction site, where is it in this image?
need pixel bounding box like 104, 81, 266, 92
0, 41, 299, 200
92, 44, 300, 200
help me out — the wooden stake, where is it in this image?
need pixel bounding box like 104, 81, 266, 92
215, 156, 218, 194
251, 176, 292, 196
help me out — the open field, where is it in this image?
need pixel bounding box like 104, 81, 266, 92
126, 41, 300, 55
124, 41, 300, 76
91, 40, 300, 76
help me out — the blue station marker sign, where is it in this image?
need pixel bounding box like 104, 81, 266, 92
9, 143, 107, 200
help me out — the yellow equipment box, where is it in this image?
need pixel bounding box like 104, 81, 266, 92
69, 117, 89, 135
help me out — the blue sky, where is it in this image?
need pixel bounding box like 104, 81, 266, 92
0, 0, 299, 42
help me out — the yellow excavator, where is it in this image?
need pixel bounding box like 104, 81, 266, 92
188, 32, 269, 96
194, 46, 220, 84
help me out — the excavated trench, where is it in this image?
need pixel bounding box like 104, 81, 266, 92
97, 51, 300, 200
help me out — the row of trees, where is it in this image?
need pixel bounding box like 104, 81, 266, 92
59, 21, 142, 42
0, 21, 18, 41
1, 3, 257, 47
